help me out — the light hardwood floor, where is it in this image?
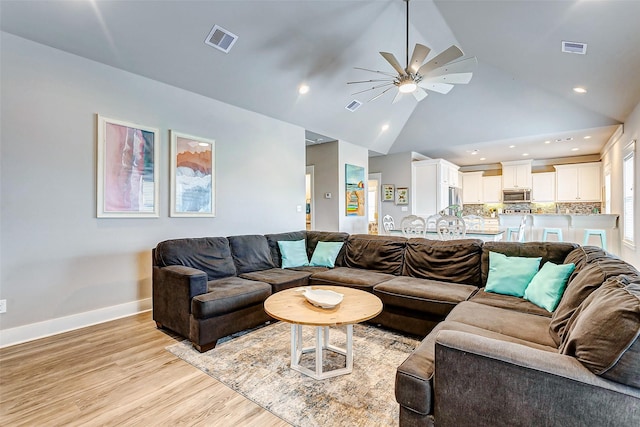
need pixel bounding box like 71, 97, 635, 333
0, 311, 291, 426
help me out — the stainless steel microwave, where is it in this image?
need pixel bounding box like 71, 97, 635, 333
502, 189, 531, 203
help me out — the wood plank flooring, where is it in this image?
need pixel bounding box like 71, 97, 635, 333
0, 311, 291, 426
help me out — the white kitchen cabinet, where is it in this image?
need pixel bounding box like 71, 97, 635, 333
482, 175, 502, 203
462, 172, 483, 204
501, 160, 532, 189
532, 172, 556, 202
555, 162, 601, 202
411, 159, 460, 216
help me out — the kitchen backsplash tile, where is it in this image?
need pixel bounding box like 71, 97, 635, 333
462, 202, 602, 216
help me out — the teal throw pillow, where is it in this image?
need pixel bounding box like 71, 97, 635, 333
485, 251, 541, 297
277, 239, 309, 269
524, 262, 576, 312
309, 241, 344, 268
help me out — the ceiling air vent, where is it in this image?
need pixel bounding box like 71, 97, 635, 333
204, 25, 238, 53
562, 41, 587, 55
345, 100, 362, 112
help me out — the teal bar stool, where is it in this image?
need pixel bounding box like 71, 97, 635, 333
583, 229, 607, 250
542, 228, 563, 242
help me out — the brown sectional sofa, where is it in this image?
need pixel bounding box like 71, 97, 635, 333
152, 232, 640, 425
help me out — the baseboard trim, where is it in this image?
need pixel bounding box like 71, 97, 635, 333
0, 298, 152, 348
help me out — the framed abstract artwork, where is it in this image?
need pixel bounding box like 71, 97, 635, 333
96, 115, 159, 218
170, 130, 216, 217
345, 163, 365, 216
396, 187, 409, 205
382, 184, 395, 202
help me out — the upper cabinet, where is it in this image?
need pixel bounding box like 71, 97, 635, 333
439, 159, 460, 188
412, 159, 460, 216
462, 171, 483, 204
554, 162, 602, 202
482, 175, 502, 203
501, 160, 532, 189
531, 172, 556, 202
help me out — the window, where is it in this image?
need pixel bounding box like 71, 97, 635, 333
623, 141, 635, 246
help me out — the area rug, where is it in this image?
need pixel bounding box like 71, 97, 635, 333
166, 321, 419, 427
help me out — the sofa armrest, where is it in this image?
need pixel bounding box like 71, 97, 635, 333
433, 330, 640, 427
152, 265, 208, 337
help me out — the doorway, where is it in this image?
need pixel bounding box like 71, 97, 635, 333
306, 165, 314, 231
368, 173, 381, 234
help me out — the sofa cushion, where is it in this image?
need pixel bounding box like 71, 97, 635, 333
309, 241, 344, 267
469, 289, 552, 317
240, 268, 312, 293
481, 242, 578, 286
373, 276, 478, 318
277, 239, 309, 268
155, 237, 236, 280
402, 238, 483, 287
265, 231, 307, 267
343, 234, 406, 275
563, 246, 615, 281
445, 301, 557, 347
524, 261, 576, 312
227, 235, 276, 274
191, 277, 271, 319
549, 258, 639, 346
306, 231, 349, 266
559, 275, 640, 387
485, 252, 541, 297
310, 266, 394, 291
396, 320, 556, 415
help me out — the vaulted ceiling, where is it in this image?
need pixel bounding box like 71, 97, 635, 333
2, 0, 639, 166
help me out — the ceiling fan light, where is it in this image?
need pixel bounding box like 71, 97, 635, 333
399, 81, 417, 93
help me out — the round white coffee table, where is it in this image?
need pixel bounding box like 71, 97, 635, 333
264, 286, 383, 380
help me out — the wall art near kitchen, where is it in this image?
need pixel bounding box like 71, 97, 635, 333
396, 187, 409, 205
345, 163, 365, 216
97, 115, 159, 218
170, 131, 216, 217
382, 184, 395, 202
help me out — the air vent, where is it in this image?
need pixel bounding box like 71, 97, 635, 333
345, 100, 362, 112
562, 41, 587, 55
204, 25, 238, 53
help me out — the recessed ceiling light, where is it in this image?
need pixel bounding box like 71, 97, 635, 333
480, 157, 486, 161
584, 135, 591, 139
470, 149, 479, 155
571, 148, 580, 151
298, 84, 310, 94
544, 140, 551, 144
522, 153, 529, 156
381, 124, 389, 131
509, 145, 516, 148
573, 87, 587, 94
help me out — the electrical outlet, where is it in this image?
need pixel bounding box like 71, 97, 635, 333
0, 299, 6, 314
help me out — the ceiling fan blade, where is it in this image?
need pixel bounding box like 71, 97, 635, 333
418, 82, 455, 94
368, 86, 395, 102
354, 67, 398, 78
423, 57, 478, 77
417, 45, 464, 76
408, 44, 431, 74
420, 72, 473, 85
351, 83, 394, 96
380, 52, 407, 76
347, 78, 395, 85
392, 90, 404, 104
412, 87, 428, 102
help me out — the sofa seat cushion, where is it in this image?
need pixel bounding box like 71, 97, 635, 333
191, 277, 271, 319
470, 289, 552, 317
446, 301, 557, 347
155, 237, 236, 280
549, 258, 639, 346
373, 277, 478, 318
396, 320, 556, 415
310, 267, 394, 291
403, 238, 483, 287
343, 234, 407, 275
240, 268, 312, 293
560, 275, 640, 387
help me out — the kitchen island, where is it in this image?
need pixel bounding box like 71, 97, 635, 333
390, 228, 504, 242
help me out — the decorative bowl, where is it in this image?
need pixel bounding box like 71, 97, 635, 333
299, 288, 344, 309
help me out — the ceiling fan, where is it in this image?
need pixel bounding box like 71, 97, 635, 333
348, 0, 477, 103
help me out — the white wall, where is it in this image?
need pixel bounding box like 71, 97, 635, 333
602, 100, 640, 270
0, 33, 306, 345
338, 140, 369, 235
369, 152, 414, 228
